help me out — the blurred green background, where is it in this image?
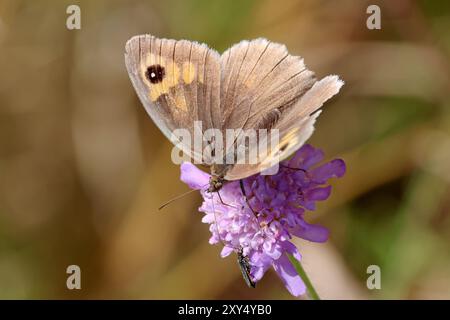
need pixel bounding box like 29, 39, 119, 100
0, 0, 449, 299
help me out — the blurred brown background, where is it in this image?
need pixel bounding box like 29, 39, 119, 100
0, 0, 449, 299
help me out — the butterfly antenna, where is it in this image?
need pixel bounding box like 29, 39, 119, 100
158, 183, 208, 210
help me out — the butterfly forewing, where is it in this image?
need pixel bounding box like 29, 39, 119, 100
125, 35, 222, 164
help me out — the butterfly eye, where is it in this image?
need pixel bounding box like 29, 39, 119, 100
145, 65, 165, 84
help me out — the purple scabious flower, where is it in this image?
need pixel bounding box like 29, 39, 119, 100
180, 144, 345, 297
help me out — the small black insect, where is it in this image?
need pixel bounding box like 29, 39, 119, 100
237, 247, 256, 288
145, 64, 165, 84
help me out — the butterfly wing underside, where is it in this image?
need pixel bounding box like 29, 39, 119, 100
217, 39, 343, 180
125, 35, 343, 179
220, 39, 316, 133
224, 75, 343, 180
125, 35, 221, 164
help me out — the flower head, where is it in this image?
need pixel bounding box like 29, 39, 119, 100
180, 144, 345, 297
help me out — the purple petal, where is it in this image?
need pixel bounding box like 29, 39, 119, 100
300, 200, 316, 211
272, 253, 306, 297
251, 265, 266, 281
249, 252, 272, 281
290, 220, 329, 243
310, 159, 346, 184
220, 246, 234, 258
281, 241, 302, 262
305, 185, 332, 201
288, 144, 324, 169
201, 214, 215, 224
180, 162, 210, 190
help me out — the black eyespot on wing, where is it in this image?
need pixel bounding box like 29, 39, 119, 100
145, 65, 165, 84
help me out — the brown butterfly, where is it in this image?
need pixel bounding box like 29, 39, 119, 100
125, 35, 343, 192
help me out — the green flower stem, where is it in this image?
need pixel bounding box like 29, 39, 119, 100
288, 254, 320, 300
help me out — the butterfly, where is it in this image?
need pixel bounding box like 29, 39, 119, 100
125, 35, 343, 192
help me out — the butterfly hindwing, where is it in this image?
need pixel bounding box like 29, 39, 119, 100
220, 39, 316, 133
224, 76, 343, 180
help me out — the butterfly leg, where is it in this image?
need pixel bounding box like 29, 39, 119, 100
216, 190, 239, 209
239, 180, 258, 218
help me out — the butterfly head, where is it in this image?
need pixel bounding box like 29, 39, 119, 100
207, 175, 224, 193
